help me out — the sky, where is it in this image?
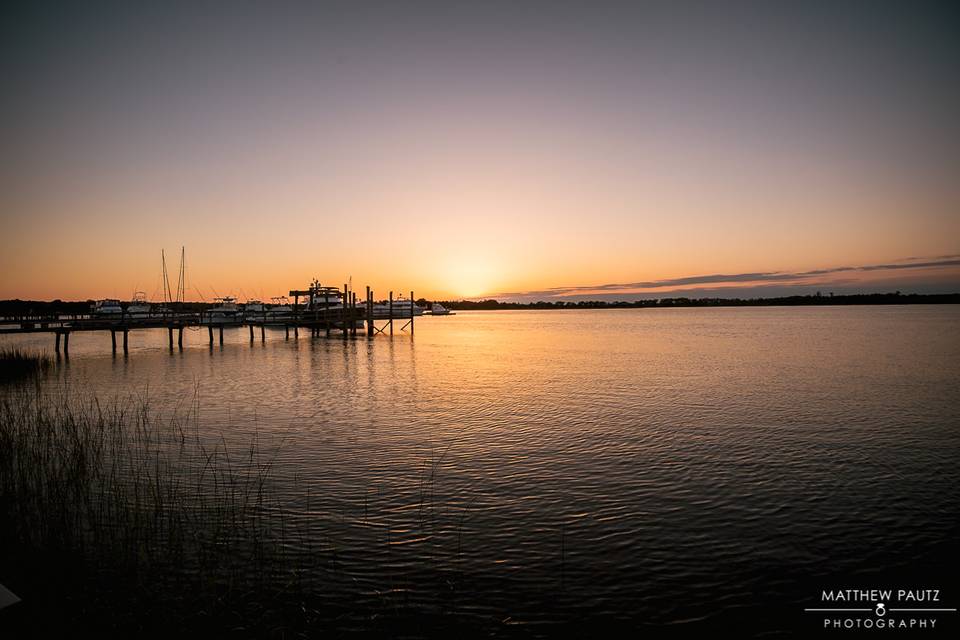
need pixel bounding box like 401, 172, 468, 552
1, 0, 958, 302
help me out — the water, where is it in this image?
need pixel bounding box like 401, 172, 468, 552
4, 306, 960, 636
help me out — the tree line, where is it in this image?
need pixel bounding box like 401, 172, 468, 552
1, 291, 957, 317
433, 292, 959, 310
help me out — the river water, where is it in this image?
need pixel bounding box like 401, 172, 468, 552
4, 306, 959, 636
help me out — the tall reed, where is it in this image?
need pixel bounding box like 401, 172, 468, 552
0, 347, 51, 382
0, 381, 476, 637
0, 385, 299, 635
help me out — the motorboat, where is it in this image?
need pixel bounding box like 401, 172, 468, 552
202, 297, 242, 325
305, 288, 364, 328
431, 303, 453, 316
126, 292, 152, 318
264, 297, 293, 324
241, 300, 266, 321
305, 287, 344, 310
92, 299, 123, 317
372, 296, 424, 318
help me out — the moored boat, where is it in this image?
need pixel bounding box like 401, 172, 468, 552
202, 297, 242, 325
372, 296, 424, 318
92, 299, 123, 317
264, 297, 293, 324
241, 300, 266, 321
126, 292, 152, 318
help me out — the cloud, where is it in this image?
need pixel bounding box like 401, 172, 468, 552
490, 257, 960, 300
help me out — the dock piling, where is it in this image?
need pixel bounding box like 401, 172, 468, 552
111, 330, 116, 353
324, 290, 330, 337
122, 329, 128, 354
342, 284, 348, 339
351, 292, 357, 336
366, 286, 373, 336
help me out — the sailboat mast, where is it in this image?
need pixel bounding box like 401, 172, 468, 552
162, 249, 172, 305
177, 246, 185, 304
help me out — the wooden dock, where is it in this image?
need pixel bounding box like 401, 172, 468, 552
0, 283, 418, 355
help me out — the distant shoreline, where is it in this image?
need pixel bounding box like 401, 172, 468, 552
1, 292, 957, 316
438, 292, 960, 310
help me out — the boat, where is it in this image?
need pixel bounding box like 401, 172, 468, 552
150, 305, 173, 318
306, 287, 344, 310
126, 292, 152, 318
241, 300, 266, 321
431, 303, 454, 316
304, 288, 366, 329
91, 299, 123, 317
372, 295, 424, 318
264, 297, 293, 324
202, 297, 242, 325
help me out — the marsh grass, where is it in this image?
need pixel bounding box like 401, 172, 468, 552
0, 385, 309, 636
0, 348, 51, 382
0, 383, 484, 638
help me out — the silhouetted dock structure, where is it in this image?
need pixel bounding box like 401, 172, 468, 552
0, 282, 417, 356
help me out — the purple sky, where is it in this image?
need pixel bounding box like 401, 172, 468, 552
1, 1, 958, 300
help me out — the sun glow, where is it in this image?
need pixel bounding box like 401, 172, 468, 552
439, 255, 502, 299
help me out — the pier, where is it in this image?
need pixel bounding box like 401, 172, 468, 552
0, 283, 418, 355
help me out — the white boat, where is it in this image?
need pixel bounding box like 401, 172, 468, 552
241, 300, 266, 321
306, 287, 344, 310
264, 297, 293, 324
202, 297, 242, 325
126, 292, 152, 318
372, 296, 424, 318
92, 299, 123, 317
431, 303, 454, 316
307, 288, 365, 328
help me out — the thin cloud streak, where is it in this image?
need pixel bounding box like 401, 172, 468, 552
492, 258, 960, 299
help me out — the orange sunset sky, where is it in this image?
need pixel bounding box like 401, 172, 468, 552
1, 2, 958, 302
